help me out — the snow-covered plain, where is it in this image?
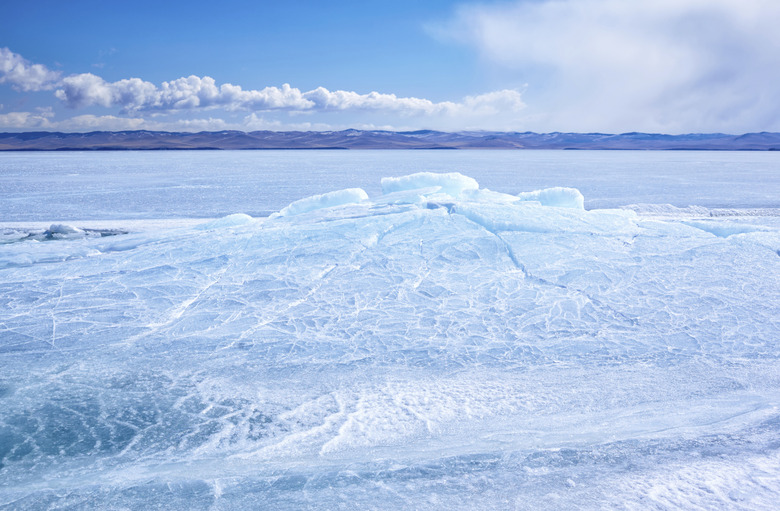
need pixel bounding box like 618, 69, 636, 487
1, 152, 780, 509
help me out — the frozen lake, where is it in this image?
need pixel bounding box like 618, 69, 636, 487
1, 151, 779, 509
1, 150, 779, 222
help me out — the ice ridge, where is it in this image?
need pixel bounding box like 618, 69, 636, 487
1, 172, 779, 509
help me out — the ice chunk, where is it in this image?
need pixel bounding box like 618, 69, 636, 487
461, 187, 521, 204
372, 186, 442, 207
380, 172, 479, 199
46, 223, 84, 235
275, 188, 368, 217
516, 187, 585, 209
195, 213, 255, 230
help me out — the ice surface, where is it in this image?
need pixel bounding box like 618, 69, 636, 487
516, 187, 585, 209
682, 220, 769, 238
275, 188, 369, 217
2, 150, 779, 221
1, 171, 779, 509
46, 223, 84, 235
381, 172, 479, 198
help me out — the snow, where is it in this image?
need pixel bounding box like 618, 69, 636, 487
1, 166, 779, 510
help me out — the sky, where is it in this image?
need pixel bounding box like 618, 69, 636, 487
1, 0, 779, 134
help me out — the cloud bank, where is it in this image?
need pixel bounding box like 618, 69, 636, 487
52, 72, 524, 118
437, 0, 780, 133
0, 47, 526, 131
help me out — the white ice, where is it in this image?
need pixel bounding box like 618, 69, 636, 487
380, 171, 479, 198
274, 188, 369, 217
516, 186, 585, 209
1, 172, 779, 510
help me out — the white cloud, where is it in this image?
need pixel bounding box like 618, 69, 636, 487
458, 89, 526, 116
243, 113, 329, 131
160, 117, 230, 132
0, 110, 149, 131
0, 48, 61, 91
0, 111, 52, 129
1, 47, 528, 132
54, 115, 148, 131
0, 111, 234, 132
302, 87, 452, 114
437, 0, 780, 133
52, 71, 525, 120
55, 73, 117, 108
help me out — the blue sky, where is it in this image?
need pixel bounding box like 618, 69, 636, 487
2, 0, 779, 133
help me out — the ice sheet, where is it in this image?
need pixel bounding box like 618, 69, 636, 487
2, 150, 779, 221
1, 172, 779, 509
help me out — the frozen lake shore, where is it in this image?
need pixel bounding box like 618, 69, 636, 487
1, 151, 779, 509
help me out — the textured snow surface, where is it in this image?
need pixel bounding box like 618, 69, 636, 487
1, 173, 780, 509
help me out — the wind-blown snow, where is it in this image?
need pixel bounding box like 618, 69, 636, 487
1, 172, 779, 510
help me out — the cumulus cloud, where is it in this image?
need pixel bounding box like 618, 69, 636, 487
0, 48, 61, 91
1, 46, 528, 131
302, 87, 452, 114
0, 110, 53, 129
53, 72, 524, 119
1, 46, 524, 120
0, 110, 147, 131
436, 0, 780, 133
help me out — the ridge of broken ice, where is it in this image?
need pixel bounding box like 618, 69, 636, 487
1, 172, 779, 509
274, 188, 369, 217
380, 171, 479, 198
516, 186, 585, 209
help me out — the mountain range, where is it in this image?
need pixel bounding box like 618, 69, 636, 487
1, 130, 779, 151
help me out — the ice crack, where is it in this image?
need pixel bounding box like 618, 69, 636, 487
451, 206, 639, 327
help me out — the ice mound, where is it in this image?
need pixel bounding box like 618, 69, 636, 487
380, 172, 479, 198
47, 223, 84, 235
516, 187, 585, 209
195, 213, 255, 230
2, 172, 780, 509
274, 187, 368, 217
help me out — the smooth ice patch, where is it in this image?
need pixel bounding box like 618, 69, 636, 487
683, 220, 768, 238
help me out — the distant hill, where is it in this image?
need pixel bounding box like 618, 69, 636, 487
1, 130, 779, 151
